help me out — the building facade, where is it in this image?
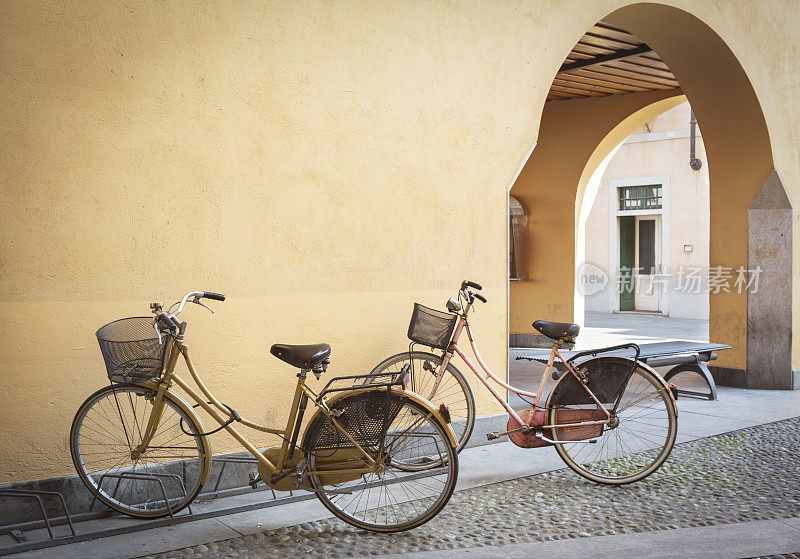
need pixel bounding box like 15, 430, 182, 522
584, 102, 710, 319
2, 2, 800, 490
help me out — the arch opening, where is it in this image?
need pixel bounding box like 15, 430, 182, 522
509, 3, 791, 390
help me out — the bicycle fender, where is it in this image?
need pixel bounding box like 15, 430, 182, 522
401, 390, 459, 448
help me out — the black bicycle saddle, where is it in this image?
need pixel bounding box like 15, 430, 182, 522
532, 320, 580, 341
270, 343, 331, 370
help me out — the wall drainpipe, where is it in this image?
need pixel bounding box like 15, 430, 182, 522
689, 110, 703, 170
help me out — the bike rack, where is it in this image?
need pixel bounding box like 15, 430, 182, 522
0, 457, 444, 556
0, 488, 76, 553
317, 369, 405, 400
0, 456, 294, 556
90, 471, 193, 518
0, 489, 312, 557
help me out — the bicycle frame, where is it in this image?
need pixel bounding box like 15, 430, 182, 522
133, 335, 385, 483
431, 310, 610, 432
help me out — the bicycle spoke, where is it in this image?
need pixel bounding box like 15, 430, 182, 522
308, 394, 456, 531
72, 386, 205, 518
550, 363, 676, 484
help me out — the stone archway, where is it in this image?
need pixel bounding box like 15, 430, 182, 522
510, 4, 791, 389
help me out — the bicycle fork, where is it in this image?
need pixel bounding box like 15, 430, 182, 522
130, 383, 169, 459
132, 339, 181, 458
425, 351, 453, 401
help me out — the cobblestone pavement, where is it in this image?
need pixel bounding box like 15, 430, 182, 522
151, 417, 800, 559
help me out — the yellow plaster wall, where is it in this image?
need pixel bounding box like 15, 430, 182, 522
2, 0, 800, 483
1, 0, 533, 483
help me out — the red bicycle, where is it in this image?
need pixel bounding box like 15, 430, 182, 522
369, 280, 678, 485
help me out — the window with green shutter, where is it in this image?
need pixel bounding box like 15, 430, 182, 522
618, 185, 662, 211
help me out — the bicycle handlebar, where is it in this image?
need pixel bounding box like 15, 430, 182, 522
152, 290, 225, 339
461, 280, 482, 291
172, 290, 226, 315
456, 281, 488, 309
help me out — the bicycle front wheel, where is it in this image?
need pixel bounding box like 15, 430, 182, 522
70, 383, 209, 518
306, 394, 458, 532
369, 351, 475, 452
548, 360, 677, 485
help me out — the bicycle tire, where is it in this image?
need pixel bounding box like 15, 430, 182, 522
368, 351, 475, 452
305, 392, 458, 532
70, 383, 210, 518
547, 360, 677, 485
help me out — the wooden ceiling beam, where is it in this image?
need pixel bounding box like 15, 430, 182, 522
551, 79, 623, 95
581, 31, 643, 50
574, 66, 679, 88
605, 59, 677, 80
548, 83, 606, 97
554, 74, 649, 93
559, 44, 654, 73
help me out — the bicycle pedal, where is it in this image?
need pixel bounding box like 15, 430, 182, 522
487, 424, 528, 441
295, 459, 309, 485
248, 469, 262, 489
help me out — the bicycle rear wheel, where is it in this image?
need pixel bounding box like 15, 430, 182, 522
70, 384, 209, 518
548, 360, 677, 485
306, 394, 458, 532
368, 351, 475, 452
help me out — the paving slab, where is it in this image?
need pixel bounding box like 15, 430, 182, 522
581, 311, 709, 346
7, 517, 241, 559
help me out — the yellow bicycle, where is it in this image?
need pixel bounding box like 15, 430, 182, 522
70, 290, 457, 532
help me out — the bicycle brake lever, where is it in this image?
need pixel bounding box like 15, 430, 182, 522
191, 296, 215, 314
153, 321, 164, 344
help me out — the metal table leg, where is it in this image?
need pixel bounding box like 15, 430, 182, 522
663, 360, 718, 400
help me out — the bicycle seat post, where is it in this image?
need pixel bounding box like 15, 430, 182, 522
312, 358, 330, 380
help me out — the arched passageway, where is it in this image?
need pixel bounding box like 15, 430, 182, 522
510, 4, 792, 389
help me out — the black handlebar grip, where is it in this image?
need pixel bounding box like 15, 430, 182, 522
473, 293, 487, 303
203, 292, 226, 301
157, 313, 178, 330
461, 280, 483, 291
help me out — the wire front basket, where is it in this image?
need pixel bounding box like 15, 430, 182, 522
96, 317, 167, 383
407, 303, 457, 350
